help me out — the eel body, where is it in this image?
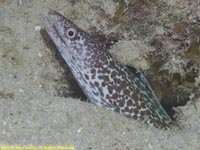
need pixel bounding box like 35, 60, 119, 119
44, 10, 172, 128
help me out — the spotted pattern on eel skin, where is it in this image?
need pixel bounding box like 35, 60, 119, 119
44, 10, 172, 129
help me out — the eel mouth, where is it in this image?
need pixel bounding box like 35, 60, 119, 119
43, 10, 58, 34
44, 9, 67, 31
43, 15, 56, 37
43, 10, 69, 57
46, 10, 61, 24
43, 10, 67, 49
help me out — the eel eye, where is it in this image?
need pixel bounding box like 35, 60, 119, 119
66, 28, 76, 39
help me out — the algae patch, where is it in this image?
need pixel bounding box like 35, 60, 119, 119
1, 46, 24, 66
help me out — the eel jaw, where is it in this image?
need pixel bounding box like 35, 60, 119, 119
43, 13, 67, 56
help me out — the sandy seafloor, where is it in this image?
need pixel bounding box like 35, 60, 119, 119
0, 0, 200, 150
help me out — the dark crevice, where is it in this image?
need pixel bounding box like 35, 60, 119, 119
160, 97, 189, 119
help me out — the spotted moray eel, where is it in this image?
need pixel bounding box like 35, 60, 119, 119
44, 10, 172, 129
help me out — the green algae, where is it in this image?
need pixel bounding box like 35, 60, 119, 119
1, 46, 24, 66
